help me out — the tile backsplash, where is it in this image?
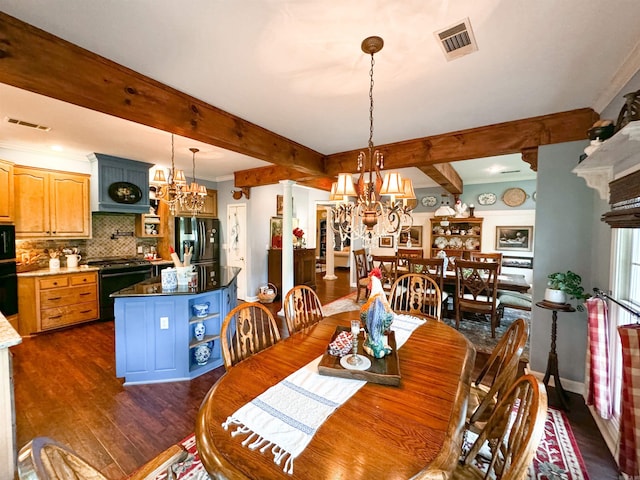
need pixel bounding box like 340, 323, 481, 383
16, 213, 159, 268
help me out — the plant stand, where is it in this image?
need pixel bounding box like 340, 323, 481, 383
536, 300, 575, 411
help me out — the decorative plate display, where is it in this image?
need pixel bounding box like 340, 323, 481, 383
108, 182, 142, 204
477, 192, 497, 205
434, 237, 448, 249
502, 187, 527, 207
448, 237, 463, 249
421, 195, 437, 207
465, 237, 479, 250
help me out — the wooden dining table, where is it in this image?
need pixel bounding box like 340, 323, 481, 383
196, 311, 475, 479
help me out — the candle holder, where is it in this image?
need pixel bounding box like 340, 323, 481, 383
469, 205, 475, 217
340, 320, 371, 370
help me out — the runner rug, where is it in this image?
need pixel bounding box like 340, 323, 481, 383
149, 405, 589, 479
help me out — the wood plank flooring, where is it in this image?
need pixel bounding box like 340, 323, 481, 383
12, 268, 619, 478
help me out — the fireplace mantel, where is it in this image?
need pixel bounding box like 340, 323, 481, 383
573, 121, 640, 200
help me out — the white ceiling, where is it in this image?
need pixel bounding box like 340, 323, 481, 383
1, 0, 640, 188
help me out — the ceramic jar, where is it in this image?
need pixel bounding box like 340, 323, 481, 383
194, 343, 211, 365
161, 268, 178, 290
194, 321, 206, 341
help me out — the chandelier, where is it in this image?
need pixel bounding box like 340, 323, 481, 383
329, 36, 415, 250
152, 135, 207, 215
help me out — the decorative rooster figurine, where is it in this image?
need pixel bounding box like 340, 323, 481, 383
360, 268, 394, 358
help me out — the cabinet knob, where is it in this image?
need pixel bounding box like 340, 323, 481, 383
53, 282, 58, 285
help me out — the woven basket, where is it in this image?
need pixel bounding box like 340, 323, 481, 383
258, 283, 277, 303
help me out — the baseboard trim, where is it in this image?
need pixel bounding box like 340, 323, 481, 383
526, 368, 586, 395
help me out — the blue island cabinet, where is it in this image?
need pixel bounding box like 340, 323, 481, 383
114, 287, 235, 385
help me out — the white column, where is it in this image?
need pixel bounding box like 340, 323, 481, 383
280, 180, 295, 313
323, 205, 337, 280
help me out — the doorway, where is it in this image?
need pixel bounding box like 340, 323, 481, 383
227, 204, 247, 300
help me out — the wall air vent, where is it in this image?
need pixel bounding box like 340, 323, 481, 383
434, 17, 478, 61
5, 117, 51, 131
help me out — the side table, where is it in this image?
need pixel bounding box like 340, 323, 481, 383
536, 300, 575, 411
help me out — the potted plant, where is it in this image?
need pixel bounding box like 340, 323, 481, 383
545, 271, 591, 310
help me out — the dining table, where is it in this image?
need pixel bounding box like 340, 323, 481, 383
196, 311, 475, 479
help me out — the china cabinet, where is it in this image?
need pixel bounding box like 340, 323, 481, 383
14, 166, 90, 238
0, 160, 14, 223
268, 248, 316, 299
430, 217, 483, 260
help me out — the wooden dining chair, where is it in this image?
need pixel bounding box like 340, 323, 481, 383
370, 255, 398, 295
352, 248, 371, 302
454, 258, 501, 338
388, 273, 442, 321
283, 285, 324, 334
18, 436, 188, 480
453, 374, 547, 480
467, 317, 529, 428
408, 257, 449, 313
396, 248, 423, 272
470, 252, 503, 274
220, 302, 281, 369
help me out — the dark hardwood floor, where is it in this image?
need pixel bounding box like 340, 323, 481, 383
12, 267, 618, 478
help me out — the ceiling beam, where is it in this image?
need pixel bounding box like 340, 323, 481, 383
419, 163, 463, 195
323, 108, 597, 176
234, 165, 334, 190
0, 12, 325, 175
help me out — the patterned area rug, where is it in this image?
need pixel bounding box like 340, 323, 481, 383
150, 406, 589, 479
322, 292, 531, 360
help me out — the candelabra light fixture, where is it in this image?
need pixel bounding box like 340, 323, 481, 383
329, 36, 415, 250
152, 134, 207, 215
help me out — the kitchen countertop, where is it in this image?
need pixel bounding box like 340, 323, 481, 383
0, 312, 21, 349
111, 266, 241, 297
17, 265, 101, 277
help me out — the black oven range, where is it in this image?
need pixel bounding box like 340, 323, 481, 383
86, 257, 153, 320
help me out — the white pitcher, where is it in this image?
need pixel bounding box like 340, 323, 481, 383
66, 254, 82, 268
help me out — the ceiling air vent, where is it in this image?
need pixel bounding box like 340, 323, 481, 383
434, 17, 478, 61
5, 117, 51, 131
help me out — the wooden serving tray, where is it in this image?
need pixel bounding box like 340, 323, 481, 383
318, 326, 401, 386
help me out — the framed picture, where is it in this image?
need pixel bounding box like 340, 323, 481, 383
495, 226, 533, 252
398, 226, 422, 247
270, 216, 283, 249
502, 256, 534, 269
276, 195, 283, 216
379, 235, 394, 248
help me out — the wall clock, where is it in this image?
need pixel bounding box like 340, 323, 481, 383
477, 192, 497, 205
502, 187, 527, 207
421, 195, 437, 207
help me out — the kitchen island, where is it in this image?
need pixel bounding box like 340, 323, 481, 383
111, 266, 240, 385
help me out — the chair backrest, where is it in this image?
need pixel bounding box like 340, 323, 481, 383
396, 248, 424, 270
460, 374, 548, 480
371, 255, 398, 292
284, 285, 324, 334
220, 302, 281, 369
408, 257, 446, 293
389, 273, 442, 320
469, 317, 529, 424
454, 258, 500, 306
352, 248, 370, 281
470, 252, 503, 274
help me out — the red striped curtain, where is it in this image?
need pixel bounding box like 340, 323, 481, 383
618, 324, 640, 478
586, 297, 612, 419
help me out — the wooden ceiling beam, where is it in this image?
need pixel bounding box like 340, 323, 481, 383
323, 108, 597, 176
234, 165, 334, 190
420, 163, 463, 195
0, 12, 325, 175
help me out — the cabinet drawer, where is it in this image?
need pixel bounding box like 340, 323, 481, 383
70, 273, 97, 286
40, 284, 97, 309
41, 302, 99, 330
39, 276, 69, 289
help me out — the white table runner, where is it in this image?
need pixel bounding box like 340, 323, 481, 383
221, 314, 425, 474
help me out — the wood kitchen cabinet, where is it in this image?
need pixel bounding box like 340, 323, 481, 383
18, 271, 99, 335
14, 166, 90, 238
268, 248, 317, 299
0, 160, 14, 223
135, 213, 163, 238
175, 188, 218, 218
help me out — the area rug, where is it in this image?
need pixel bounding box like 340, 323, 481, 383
322, 292, 531, 360
150, 406, 589, 479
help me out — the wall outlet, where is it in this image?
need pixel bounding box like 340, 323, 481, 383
137, 246, 144, 253
160, 316, 169, 329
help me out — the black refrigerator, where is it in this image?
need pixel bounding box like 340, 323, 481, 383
175, 217, 221, 290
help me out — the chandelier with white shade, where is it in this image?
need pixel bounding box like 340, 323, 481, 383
329, 36, 415, 250
152, 135, 207, 215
